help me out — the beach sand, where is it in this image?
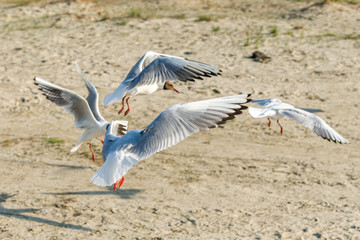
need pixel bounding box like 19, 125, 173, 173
0, 0, 359, 238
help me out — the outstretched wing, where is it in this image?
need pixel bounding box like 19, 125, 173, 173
128, 51, 220, 88
92, 94, 251, 186
132, 94, 251, 160
279, 108, 349, 143
74, 63, 106, 123
34, 77, 99, 129
125, 51, 219, 81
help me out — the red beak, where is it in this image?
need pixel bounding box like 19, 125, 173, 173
172, 87, 180, 93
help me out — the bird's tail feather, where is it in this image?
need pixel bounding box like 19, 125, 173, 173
104, 86, 128, 106
91, 150, 138, 186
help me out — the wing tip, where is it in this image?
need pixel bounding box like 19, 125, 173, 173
321, 135, 349, 144
214, 94, 251, 126
336, 138, 349, 144
33, 76, 43, 85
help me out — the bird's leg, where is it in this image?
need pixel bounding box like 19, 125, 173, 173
118, 96, 126, 115
124, 97, 131, 116
112, 177, 125, 191
96, 137, 104, 144
118, 176, 125, 189
277, 120, 283, 135
89, 144, 96, 161
267, 117, 271, 127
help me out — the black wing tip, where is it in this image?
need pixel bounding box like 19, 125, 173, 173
322, 136, 344, 144
213, 95, 252, 127
216, 106, 246, 126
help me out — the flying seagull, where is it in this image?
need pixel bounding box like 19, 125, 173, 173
34, 63, 128, 160
91, 94, 252, 190
248, 98, 348, 143
104, 51, 222, 116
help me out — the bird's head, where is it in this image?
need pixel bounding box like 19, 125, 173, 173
163, 81, 179, 93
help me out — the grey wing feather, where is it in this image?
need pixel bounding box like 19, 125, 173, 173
123, 51, 165, 81
131, 94, 251, 160
252, 98, 282, 107
34, 77, 99, 129
123, 52, 154, 81
279, 108, 348, 143
74, 63, 106, 123
129, 55, 221, 89
299, 108, 324, 113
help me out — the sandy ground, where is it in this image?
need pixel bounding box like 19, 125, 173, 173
0, 0, 360, 239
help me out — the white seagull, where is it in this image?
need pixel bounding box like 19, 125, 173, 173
91, 94, 252, 190
104, 51, 222, 116
248, 98, 349, 143
34, 63, 128, 161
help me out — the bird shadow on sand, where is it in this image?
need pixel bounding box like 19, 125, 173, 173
43, 162, 92, 170
4, 158, 92, 171
43, 188, 143, 199
0, 193, 92, 232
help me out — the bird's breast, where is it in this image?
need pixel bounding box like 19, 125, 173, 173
132, 84, 160, 96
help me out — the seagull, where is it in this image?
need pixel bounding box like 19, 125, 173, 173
248, 98, 349, 143
34, 63, 128, 161
104, 51, 222, 116
91, 94, 252, 190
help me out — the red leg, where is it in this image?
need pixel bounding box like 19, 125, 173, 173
89, 144, 95, 161
277, 120, 283, 135
124, 97, 131, 116
113, 181, 118, 191
118, 96, 126, 115
118, 176, 125, 189
96, 137, 104, 144
267, 117, 271, 127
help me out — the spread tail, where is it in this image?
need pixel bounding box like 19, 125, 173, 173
104, 86, 128, 106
